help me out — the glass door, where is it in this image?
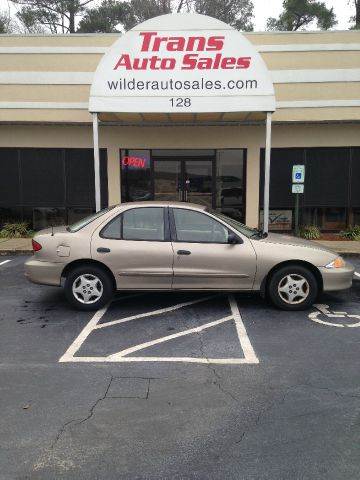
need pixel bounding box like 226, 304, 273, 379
153, 158, 214, 208
154, 160, 182, 202
184, 160, 213, 208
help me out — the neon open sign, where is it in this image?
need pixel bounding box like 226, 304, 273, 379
122, 156, 147, 169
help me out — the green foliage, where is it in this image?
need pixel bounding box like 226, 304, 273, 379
77, 0, 255, 33
194, 0, 254, 31
78, 0, 131, 32
266, 0, 337, 31
12, 0, 96, 33
349, 0, 360, 29
340, 225, 360, 241
0, 222, 34, 238
0, 10, 16, 33
299, 225, 321, 240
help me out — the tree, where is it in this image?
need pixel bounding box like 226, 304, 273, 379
266, 0, 337, 31
349, 0, 360, 29
194, 0, 254, 31
122, 0, 172, 30
77, 0, 254, 33
78, 0, 174, 32
11, 0, 96, 33
0, 11, 12, 33
78, 0, 130, 32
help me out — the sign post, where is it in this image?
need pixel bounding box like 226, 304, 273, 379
292, 166, 305, 236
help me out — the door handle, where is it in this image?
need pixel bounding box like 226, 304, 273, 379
177, 250, 191, 255
97, 247, 111, 253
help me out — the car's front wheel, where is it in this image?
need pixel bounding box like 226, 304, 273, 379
64, 265, 114, 311
267, 265, 318, 311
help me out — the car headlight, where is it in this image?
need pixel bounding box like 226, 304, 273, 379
325, 257, 345, 269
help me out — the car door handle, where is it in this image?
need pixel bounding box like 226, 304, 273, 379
177, 250, 191, 255
97, 247, 111, 253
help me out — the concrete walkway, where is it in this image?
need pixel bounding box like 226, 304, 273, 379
314, 240, 360, 255
0, 237, 359, 256
0, 237, 32, 255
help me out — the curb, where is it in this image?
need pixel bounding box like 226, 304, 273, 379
0, 250, 33, 256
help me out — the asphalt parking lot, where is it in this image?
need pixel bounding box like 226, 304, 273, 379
1, 256, 360, 480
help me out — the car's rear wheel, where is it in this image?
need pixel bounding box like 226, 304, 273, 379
64, 265, 114, 311
267, 265, 318, 311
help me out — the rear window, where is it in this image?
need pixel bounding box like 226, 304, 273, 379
67, 206, 115, 232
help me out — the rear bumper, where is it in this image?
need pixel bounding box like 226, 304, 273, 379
319, 262, 355, 292
24, 259, 63, 286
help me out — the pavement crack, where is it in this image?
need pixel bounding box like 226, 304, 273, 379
235, 382, 360, 446
51, 375, 114, 450
51, 376, 153, 450
297, 383, 360, 399
193, 312, 239, 404
235, 388, 290, 446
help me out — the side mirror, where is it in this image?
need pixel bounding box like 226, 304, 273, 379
228, 232, 242, 245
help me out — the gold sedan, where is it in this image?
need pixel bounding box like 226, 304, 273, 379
25, 202, 354, 311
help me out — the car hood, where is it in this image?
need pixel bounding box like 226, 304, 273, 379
256, 233, 337, 255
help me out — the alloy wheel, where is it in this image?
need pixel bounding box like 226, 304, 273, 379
277, 274, 310, 305
72, 274, 103, 304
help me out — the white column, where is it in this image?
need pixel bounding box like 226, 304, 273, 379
263, 112, 272, 234
92, 112, 101, 212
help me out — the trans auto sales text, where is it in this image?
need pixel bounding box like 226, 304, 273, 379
113, 32, 252, 71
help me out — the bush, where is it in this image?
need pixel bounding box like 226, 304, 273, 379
299, 225, 321, 240
0, 222, 34, 238
340, 225, 360, 241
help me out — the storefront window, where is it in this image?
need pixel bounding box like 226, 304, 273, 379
0, 148, 107, 230
121, 150, 152, 202
352, 209, 360, 225
302, 207, 347, 231
216, 150, 245, 222
260, 147, 356, 232
33, 207, 67, 230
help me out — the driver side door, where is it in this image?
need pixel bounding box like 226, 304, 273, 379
170, 207, 256, 290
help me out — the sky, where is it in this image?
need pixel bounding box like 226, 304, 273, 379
253, 0, 354, 31
0, 0, 355, 32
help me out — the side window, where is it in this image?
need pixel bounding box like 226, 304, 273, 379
173, 209, 229, 243
100, 215, 121, 239
123, 207, 165, 241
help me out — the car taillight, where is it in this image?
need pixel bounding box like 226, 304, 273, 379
32, 239, 42, 252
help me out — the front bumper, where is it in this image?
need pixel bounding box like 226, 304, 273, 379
319, 261, 355, 292
24, 258, 63, 286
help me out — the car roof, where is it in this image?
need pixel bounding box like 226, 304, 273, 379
114, 201, 207, 211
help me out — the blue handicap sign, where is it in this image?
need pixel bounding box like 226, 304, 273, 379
295, 172, 302, 179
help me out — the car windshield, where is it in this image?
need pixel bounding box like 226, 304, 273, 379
67, 206, 116, 233
206, 209, 262, 239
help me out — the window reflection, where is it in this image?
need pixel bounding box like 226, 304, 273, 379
121, 150, 152, 202
216, 150, 245, 222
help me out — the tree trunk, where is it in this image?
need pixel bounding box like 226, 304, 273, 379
69, 6, 75, 33
356, 0, 360, 29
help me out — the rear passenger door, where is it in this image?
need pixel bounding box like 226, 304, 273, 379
91, 206, 174, 290
170, 208, 256, 290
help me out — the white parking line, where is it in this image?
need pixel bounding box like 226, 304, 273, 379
108, 316, 234, 359
59, 294, 259, 365
0, 260, 11, 266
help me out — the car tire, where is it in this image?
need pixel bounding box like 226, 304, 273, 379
64, 265, 114, 311
267, 265, 318, 311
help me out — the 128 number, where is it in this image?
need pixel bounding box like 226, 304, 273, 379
170, 97, 191, 108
